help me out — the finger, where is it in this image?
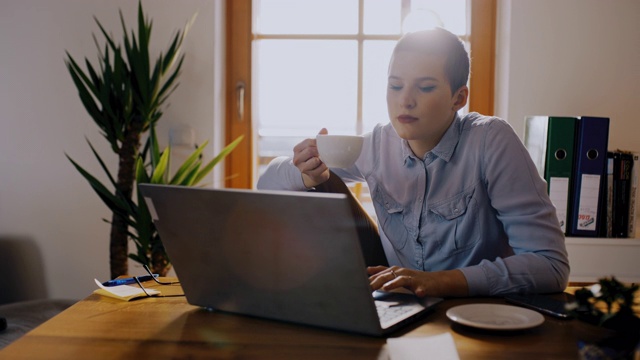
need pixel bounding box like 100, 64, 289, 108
293, 139, 318, 159
380, 273, 427, 298
369, 266, 399, 281
369, 267, 400, 290
299, 155, 327, 174
318, 128, 328, 135
293, 147, 320, 168
381, 275, 411, 292
367, 266, 389, 275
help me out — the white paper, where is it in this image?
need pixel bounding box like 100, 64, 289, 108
94, 278, 159, 297
549, 177, 570, 232
386, 333, 460, 360
576, 174, 601, 231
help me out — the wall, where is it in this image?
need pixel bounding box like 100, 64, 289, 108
0, 0, 224, 300
495, 0, 640, 151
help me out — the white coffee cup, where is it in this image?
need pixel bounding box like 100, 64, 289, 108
316, 134, 364, 168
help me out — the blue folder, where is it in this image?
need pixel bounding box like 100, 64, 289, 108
568, 116, 610, 237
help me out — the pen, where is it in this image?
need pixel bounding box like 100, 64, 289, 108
102, 274, 159, 287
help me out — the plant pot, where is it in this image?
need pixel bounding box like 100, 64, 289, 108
577, 313, 640, 360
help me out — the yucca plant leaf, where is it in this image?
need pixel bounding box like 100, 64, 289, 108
193, 135, 244, 185
149, 54, 162, 101
137, 2, 151, 78
132, 209, 152, 247
177, 163, 201, 186
84, 142, 137, 217
65, 55, 101, 112
149, 125, 161, 168
85, 138, 118, 188
155, 56, 184, 105
135, 156, 150, 184
66, 154, 129, 217
161, 35, 182, 74
161, 12, 195, 74
94, 16, 118, 52
67, 53, 100, 95
80, 61, 101, 101
169, 140, 208, 184
128, 253, 148, 265
125, 13, 150, 113
150, 148, 170, 184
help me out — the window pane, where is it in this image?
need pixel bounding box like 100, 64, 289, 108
362, 40, 396, 133
363, 0, 402, 35
255, 40, 358, 158
255, 0, 358, 34
405, 0, 467, 35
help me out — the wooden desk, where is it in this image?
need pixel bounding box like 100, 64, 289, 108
0, 282, 622, 359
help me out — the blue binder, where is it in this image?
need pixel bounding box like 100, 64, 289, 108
568, 116, 610, 237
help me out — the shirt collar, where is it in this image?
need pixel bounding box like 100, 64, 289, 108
401, 113, 462, 165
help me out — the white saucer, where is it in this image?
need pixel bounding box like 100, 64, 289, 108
446, 304, 544, 330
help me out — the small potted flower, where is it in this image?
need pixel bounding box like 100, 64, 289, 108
567, 277, 640, 359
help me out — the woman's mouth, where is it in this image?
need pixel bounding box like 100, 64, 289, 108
397, 114, 418, 124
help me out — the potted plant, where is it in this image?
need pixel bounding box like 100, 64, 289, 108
65, 1, 241, 278
568, 277, 640, 359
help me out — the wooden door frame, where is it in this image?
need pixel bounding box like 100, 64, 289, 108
224, 0, 253, 188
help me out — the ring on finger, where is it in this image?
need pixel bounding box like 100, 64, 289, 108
391, 270, 397, 279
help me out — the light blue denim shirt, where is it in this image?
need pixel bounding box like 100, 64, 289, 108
257, 113, 569, 296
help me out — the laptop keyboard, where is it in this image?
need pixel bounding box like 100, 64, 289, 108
375, 300, 424, 329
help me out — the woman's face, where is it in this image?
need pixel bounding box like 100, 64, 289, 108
386, 50, 467, 157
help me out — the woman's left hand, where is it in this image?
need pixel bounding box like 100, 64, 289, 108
367, 266, 469, 298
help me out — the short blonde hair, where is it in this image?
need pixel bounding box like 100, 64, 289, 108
392, 28, 470, 94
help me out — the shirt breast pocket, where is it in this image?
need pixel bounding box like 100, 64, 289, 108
372, 186, 410, 250
428, 187, 480, 257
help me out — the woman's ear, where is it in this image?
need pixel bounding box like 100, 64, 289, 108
452, 86, 469, 111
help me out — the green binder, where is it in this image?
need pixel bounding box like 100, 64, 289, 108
524, 116, 577, 234
544, 116, 577, 234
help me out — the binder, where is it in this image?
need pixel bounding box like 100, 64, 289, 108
568, 116, 610, 237
524, 116, 549, 178
614, 150, 639, 238
605, 152, 614, 237
629, 151, 639, 238
544, 117, 577, 234
611, 151, 633, 237
524, 116, 577, 233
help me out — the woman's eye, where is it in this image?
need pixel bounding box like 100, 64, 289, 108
388, 84, 402, 91
419, 86, 436, 93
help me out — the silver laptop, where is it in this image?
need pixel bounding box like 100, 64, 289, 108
139, 184, 441, 336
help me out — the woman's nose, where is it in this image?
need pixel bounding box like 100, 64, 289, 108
400, 90, 416, 109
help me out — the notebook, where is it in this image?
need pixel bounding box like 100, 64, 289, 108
139, 184, 441, 336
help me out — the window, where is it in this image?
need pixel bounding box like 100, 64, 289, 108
224, 0, 495, 189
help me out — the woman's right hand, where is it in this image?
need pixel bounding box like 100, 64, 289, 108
293, 128, 330, 188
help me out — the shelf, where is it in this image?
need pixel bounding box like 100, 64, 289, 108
564, 237, 640, 284
565, 237, 640, 246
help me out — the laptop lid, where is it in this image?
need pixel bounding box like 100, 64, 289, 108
139, 184, 439, 336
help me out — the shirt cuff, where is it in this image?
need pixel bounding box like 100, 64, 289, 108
256, 156, 309, 191
459, 265, 489, 296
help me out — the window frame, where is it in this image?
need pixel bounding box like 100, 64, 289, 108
224, 0, 496, 189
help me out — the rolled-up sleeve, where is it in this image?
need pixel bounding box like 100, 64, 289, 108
256, 156, 308, 191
